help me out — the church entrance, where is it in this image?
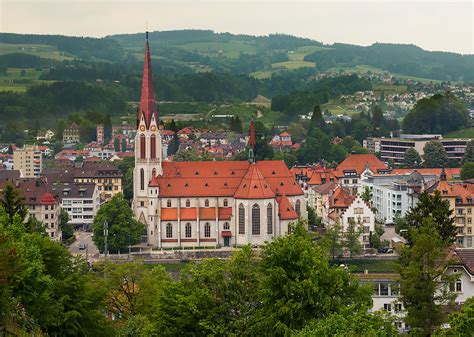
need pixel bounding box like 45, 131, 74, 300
223, 237, 230, 247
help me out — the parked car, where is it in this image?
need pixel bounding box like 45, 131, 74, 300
79, 243, 86, 250
377, 247, 393, 254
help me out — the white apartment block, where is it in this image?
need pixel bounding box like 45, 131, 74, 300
13, 145, 42, 178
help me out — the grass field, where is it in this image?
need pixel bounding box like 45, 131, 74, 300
332, 259, 398, 273
0, 67, 53, 92
373, 84, 408, 94
250, 70, 273, 79
0, 42, 74, 61
444, 127, 474, 139
272, 60, 315, 70
289, 45, 331, 61
321, 99, 359, 116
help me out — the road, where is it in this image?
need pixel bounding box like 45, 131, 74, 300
69, 231, 100, 258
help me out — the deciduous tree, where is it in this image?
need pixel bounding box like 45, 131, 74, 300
423, 141, 448, 168
403, 147, 421, 168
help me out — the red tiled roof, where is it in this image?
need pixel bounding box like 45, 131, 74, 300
40, 192, 56, 204
308, 168, 338, 185
161, 208, 178, 221
153, 160, 303, 198
330, 186, 356, 208
234, 163, 275, 199
335, 154, 387, 176
391, 168, 461, 179
277, 194, 298, 220
199, 208, 216, 220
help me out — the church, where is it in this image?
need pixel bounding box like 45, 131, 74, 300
132, 32, 306, 248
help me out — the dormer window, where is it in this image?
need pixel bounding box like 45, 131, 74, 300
455, 197, 462, 204
467, 197, 472, 204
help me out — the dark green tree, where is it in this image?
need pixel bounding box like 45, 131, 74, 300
167, 134, 180, 157
436, 297, 474, 336
371, 105, 384, 128
361, 186, 372, 204
403, 147, 421, 168
322, 222, 344, 260
344, 220, 363, 258
461, 140, 474, 164
403, 191, 455, 247
60, 208, 74, 242
0, 183, 27, 223
113, 138, 120, 152
423, 141, 448, 168
398, 218, 457, 335
92, 193, 145, 252
309, 105, 325, 133
115, 156, 134, 201
461, 162, 474, 180
121, 138, 127, 152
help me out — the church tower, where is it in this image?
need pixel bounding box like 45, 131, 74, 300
133, 31, 162, 229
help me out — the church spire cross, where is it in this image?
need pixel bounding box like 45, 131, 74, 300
138, 31, 157, 128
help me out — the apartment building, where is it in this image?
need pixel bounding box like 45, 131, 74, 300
365, 135, 471, 165
51, 182, 100, 230
13, 145, 42, 178
63, 122, 80, 143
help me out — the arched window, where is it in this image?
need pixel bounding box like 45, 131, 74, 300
152, 168, 156, 178
204, 199, 209, 207
295, 200, 301, 217
204, 222, 211, 238
150, 134, 156, 159
140, 168, 144, 190
167, 199, 172, 207
166, 223, 172, 238
140, 134, 146, 159
267, 204, 273, 234
252, 204, 260, 235
223, 199, 228, 207
185, 199, 190, 207
238, 204, 245, 234
223, 222, 230, 230
185, 223, 192, 238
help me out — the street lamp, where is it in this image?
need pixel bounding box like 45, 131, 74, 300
103, 221, 108, 257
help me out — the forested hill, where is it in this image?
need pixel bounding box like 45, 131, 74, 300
304, 43, 474, 82
1, 30, 472, 81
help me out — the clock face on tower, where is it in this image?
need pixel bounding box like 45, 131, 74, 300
151, 125, 156, 131
140, 125, 145, 131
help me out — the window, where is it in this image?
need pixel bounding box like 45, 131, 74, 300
150, 134, 156, 159
204, 222, 211, 238
363, 217, 370, 223
223, 222, 230, 230
140, 168, 145, 190
167, 199, 171, 207
267, 204, 273, 234
140, 134, 146, 159
295, 200, 301, 217
166, 223, 172, 238
186, 199, 190, 207
352, 179, 358, 184
354, 207, 364, 214
344, 179, 349, 184
252, 204, 260, 235
394, 303, 402, 312
45, 214, 49, 219
383, 303, 392, 312
456, 279, 462, 292
223, 199, 228, 207
239, 204, 245, 234
380, 283, 389, 296
204, 199, 209, 207
185, 223, 192, 238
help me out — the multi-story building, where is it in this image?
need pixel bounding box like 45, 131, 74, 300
340, 195, 376, 250
0, 177, 61, 241
51, 182, 100, 230
425, 171, 474, 248
63, 122, 80, 143
367, 135, 471, 165
13, 145, 42, 178
132, 32, 306, 249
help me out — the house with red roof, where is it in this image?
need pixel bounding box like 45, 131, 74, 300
270, 132, 293, 151
132, 33, 306, 249
335, 153, 389, 195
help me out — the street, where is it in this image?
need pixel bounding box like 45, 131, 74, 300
69, 231, 100, 258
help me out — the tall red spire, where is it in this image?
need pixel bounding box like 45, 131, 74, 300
138, 31, 157, 128
249, 119, 256, 147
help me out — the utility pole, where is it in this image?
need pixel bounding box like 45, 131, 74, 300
104, 220, 108, 257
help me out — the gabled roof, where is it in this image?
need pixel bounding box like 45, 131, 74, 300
330, 185, 356, 208
234, 163, 275, 199
391, 168, 461, 180
335, 154, 387, 176
277, 194, 298, 220
312, 181, 338, 194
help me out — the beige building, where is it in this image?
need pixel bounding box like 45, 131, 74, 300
73, 162, 123, 203
63, 123, 80, 143
13, 145, 42, 178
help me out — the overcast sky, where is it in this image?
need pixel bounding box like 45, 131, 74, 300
1, 0, 473, 54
